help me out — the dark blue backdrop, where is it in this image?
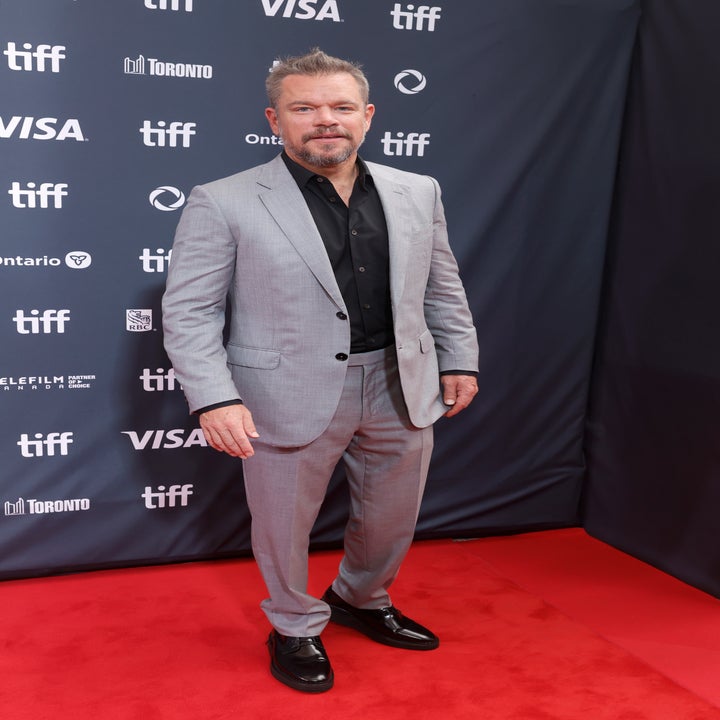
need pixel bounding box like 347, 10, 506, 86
1, 0, 639, 579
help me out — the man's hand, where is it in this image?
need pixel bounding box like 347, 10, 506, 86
440, 374, 478, 418
199, 404, 259, 458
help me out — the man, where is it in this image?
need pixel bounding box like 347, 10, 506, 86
162, 49, 479, 693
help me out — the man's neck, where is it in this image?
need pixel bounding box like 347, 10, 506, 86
287, 152, 359, 186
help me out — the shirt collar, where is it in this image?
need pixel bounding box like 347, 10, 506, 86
281, 151, 373, 190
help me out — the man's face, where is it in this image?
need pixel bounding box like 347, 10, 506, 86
265, 72, 375, 172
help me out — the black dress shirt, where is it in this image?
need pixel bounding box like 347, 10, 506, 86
282, 152, 394, 353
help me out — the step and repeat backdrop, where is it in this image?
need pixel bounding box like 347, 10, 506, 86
0, 0, 640, 578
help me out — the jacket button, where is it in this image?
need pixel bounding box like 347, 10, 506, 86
336, 311, 347, 320
335, 353, 348, 361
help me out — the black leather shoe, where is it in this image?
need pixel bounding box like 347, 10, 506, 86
266, 630, 334, 693
322, 587, 439, 650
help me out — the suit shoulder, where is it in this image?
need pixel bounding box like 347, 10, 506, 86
192, 155, 283, 198
365, 160, 438, 188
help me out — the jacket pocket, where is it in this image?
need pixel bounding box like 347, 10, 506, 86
419, 329, 435, 354
226, 344, 280, 369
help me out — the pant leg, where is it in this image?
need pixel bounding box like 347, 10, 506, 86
242, 363, 364, 637
332, 348, 434, 609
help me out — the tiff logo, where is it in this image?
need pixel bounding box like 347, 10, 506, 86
140, 248, 172, 272
140, 367, 178, 391
17, 432, 74, 457
381, 131, 431, 157
145, 0, 193, 11
13, 309, 70, 334
8, 182, 68, 208
142, 484, 194, 508
139, 120, 196, 147
3, 42, 66, 72
390, 4, 441, 31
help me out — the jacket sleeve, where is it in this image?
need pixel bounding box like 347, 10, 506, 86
161, 184, 240, 413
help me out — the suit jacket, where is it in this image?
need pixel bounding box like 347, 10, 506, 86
162, 154, 478, 447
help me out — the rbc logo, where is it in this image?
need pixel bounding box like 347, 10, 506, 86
261, 0, 341, 21
17, 432, 74, 457
145, 0, 193, 11
3, 42, 66, 72
139, 121, 196, 147
381, 131, 431, 157
390, 4, 442, 31
8, 182, 68, 209
126, 309, 153, 332
13, 309, 70, 334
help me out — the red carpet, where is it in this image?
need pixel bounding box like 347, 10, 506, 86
2, 529, 719, 719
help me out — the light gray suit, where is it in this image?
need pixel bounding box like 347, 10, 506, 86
162, 154, 478, 635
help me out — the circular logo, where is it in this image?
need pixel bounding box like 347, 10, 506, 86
149, 186, 186, 211
65, 251, 92, 269
393, 69, 427, 95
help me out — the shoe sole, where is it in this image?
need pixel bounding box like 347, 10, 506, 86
328, 606, 440, 651
269, 661, 334, 693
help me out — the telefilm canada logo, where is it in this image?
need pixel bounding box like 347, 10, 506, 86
124, 54, 213, 80
126, 309, 153, 332
1, 374, 96, 392
5, 497, 91, 516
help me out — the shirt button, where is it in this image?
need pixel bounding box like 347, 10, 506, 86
316, 177, 324, 183
335, 353, 348, 361
358, 266, 366, 272
336, 311, 347, 320
329, 197, 337, 203
351, 229, 358, 236
363, 304, 371, 309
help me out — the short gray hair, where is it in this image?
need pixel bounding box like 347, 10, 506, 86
266, 48, 370, 109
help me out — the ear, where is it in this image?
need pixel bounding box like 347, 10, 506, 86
364, 103, 375, 131
265, 107, 280, 136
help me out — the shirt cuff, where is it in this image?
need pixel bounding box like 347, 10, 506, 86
194, 399, 243, 415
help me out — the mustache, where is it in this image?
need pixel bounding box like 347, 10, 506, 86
302, 128, 352, 142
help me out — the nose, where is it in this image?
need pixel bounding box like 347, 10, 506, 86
313, 105, 336, 126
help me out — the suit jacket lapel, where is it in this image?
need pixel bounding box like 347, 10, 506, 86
369, 164, 413, 310
256, 156, 345, 310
